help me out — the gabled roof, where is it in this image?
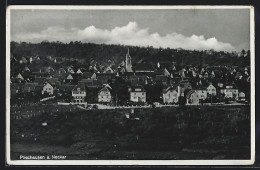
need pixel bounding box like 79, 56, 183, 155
162, 85, 177, 93
66, 74, 74, 80
186, 90, 198, 98
72, 83, 86, 92
43, 81, 54, 88
99, 85, 112, 94
45, 78, 59, 86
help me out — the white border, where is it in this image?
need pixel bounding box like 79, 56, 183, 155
6, 5, 255, 166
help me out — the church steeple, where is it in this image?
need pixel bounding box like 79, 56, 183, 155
125, 48, 133, 72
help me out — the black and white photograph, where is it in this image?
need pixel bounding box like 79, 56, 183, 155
6, 6, 255, 165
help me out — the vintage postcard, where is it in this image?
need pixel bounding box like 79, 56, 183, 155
6, 5, 255, 165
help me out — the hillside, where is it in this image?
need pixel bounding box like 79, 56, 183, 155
11, 41, 250, 67
11, 105, 250, 160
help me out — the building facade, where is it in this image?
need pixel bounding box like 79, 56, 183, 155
206, 84, 217, 96
186, 90, 199, 105
72, 83, 86, 103
129, 86, 146, 103
42, 82, 54, 95
162, 87, 178, 104
98, 85, 112, 103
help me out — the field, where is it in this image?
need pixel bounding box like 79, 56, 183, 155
10, 105, 251, 160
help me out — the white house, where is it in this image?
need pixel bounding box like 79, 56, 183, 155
98, 84, 112, 103
42, 81, 54, 95
238, 92, 246, 101
206, 84, 217, 96
219, 83, 239, 100
129, 86, 146, 103
162, 86, 178, 104
195, 88, 207, 100
72, 83, 86, 103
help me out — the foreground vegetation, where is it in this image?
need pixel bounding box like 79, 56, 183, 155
11, 105, 250, 160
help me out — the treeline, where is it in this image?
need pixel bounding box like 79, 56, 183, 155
11, 41, 250, 67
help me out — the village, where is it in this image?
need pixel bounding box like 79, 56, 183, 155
10, 48, 250, 111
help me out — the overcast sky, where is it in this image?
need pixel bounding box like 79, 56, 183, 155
10, 8, 250, 52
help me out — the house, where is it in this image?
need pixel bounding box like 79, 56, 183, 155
177, 80, 192, 96
41, 66, 55, 74
16, 73, 24, 80
67, 66, 75, 73
155, 75, 168, 85
162, 85, 178, 104
128, 75, 148, 86
11, 83, 21, 96
66, 74, 74, 83
186, 90, 199, 105
194, 86, 207, 100
34, 77, 47, 85
52, 71, 67, 83
158, 61, 177, 71
21, 83, 38, 93
129, 86, 146, 103
206, 83, 217, 96
45, 77, 60, 86
71, 83, 86, 103
134, 64, 155, 73
96, 73, 115, 84
98, 84, 112, 103
219, 83, 239, 100
103, 66, 114, 73
238, 92, 246, 101
58, 68, 67, 74
81, 72, 97, 80
76, 68, 83, 75
32, 71, 48, 78
163, 68, 171, 77
42, 81, 54, 95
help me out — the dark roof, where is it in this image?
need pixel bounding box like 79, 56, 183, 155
45, 78, 59, 86
194, 85, 207, 90
34, 77, 47, 85
58, 84, 75, 91
155, 75, 168, 81
134, 64, 155, 72
72, 83, 86, 92
21, 83, 38, 92
81, 72, 95, 79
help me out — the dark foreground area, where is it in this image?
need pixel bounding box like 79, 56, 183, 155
10, 105, 251, 160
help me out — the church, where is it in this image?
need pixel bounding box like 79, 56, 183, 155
125, 48, 133, 72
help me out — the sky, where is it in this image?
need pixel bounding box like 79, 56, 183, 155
10, 8, 250, 52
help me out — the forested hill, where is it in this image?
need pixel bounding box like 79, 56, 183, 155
10, 41, 250, 67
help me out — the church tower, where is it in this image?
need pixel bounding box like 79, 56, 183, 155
125, 48, 133, 72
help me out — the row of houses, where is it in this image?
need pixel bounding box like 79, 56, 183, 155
11, 50, 249, 105
70, 80, 245, 105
